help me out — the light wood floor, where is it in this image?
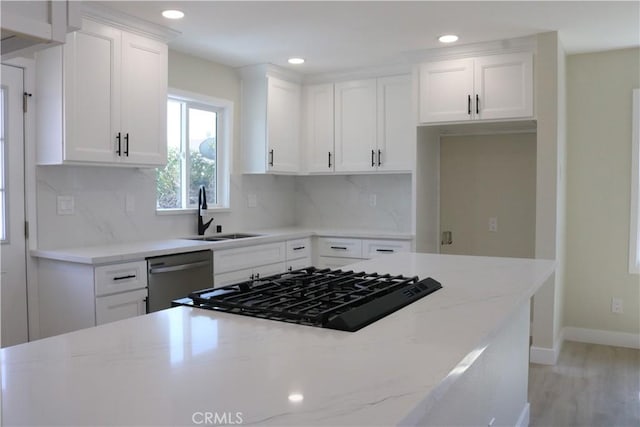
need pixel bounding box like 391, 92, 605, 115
529, 341, 640, 427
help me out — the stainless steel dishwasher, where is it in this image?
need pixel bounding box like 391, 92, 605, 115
147, 250, 213, 312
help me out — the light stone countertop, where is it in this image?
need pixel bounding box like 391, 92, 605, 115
30, 227, 415, 264
1, 253, 555, 426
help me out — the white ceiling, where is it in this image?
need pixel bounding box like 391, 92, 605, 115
97, 1, 640, 75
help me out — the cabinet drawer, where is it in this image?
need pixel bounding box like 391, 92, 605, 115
95, 261, 147, 296
214, 242, 286, 274
362, 239, 411, 259
317, 237, 362, 258
95, 288, 147, 325
286, 238, 311, 260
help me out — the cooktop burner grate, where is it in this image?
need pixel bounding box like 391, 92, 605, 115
173, 267, 442, 332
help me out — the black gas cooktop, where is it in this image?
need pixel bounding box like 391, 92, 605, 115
173, 267, 442, 332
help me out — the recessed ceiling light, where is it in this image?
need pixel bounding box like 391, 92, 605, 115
162, 10, 184, 19
288, 393, 304, 403
288, 57, 305, 65
438, 34, 459, 43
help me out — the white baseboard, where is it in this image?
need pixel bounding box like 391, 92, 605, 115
563, 327, 640, 349
530, 328, 564, 365
515, 402, 530, 427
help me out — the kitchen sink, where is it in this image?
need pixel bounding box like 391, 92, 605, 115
184, 233, 261, 242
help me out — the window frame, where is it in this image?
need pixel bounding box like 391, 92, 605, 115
629, 88, 640, 274
156, 88, 233, 214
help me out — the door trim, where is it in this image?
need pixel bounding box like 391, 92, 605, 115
3, 57, 39, 340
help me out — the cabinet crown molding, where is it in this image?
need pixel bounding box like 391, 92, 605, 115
406, 35, 537, 64
81, 3, 181, 42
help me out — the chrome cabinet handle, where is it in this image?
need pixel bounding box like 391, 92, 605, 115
330, 246, 347, 250
293, 246, 305, 251
376, 249, 394, 253
371, 150, 375, 167
124, 133, 129, 156
378, 149, 382, 166
269, 149, 274, 167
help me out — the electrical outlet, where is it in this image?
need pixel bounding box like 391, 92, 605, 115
369, 194, 377, 207
611, 297, 623, 314
56, 196, 75, 215
489, 217, 498, 232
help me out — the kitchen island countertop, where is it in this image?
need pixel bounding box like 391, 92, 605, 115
1, 253, 554, 426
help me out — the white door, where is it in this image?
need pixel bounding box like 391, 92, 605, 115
304, 84, 335, 173
121, 31, 168, 166
419, 58, 474, 123
377, 75, 413, 172
334, 79, 377, 172
474, 52, 533, 120
1, 64, 28, 347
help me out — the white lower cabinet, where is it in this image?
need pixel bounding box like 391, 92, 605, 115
286, 238, 312, 271
95, 289, 147, 325
38, 259, 148, 338
214, 242, 287, 286
362, 239, 412, 258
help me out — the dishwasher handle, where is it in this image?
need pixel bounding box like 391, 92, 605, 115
149, 260, 211, 275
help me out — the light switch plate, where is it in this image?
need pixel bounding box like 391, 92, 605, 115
247, 193, 257, 208
57, 196, 75, 215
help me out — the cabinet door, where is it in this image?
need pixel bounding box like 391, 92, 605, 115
317, 256, 361, 269
267, 77, 300, 173
214, 268, 253, 287
64, 20, 121, 162
213, 242, 286, 274
334, 79, 377, 172
121, 31, 168, 166
304, 84, 335, 172
419, 59, 474, 123
474, 52, 533, 120
286, 257, 312, 272
377, 75, 413, 172
95, 288, 148, 326
253, 262, 286, 279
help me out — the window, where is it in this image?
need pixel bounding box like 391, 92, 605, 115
630, 88, 640, 274
157, 90, 232, 211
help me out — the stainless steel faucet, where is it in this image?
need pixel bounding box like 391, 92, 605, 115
198, 185, 214, 235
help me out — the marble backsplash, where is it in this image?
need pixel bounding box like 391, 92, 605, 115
36, 166, 412, 249
294, 174, 412, 232
36, 166, 296, 249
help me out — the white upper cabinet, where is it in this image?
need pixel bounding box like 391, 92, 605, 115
304, 75, 413, 174
120, 32, 168, 165
376, 75, 413, 172
36, 18, 168, 167
304, 84, 335, 173
419, 52, 533, 124
334, 79, 378, 172
241, 65, 301, 174
473, 53, 533, 120
267, 77, 301, 172
419, 59, 474, 123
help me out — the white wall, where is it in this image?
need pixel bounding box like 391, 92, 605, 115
565, 47, 640, 336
